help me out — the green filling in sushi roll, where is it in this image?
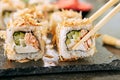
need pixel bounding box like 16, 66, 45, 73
13, 31, 25, 46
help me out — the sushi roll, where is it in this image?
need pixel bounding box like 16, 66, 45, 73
0, 0, 25, 29
4, 8, 48, 62
55, 18, 95, 61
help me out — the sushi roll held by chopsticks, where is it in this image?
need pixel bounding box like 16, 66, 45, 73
55, 14, 96, 61
4, 8, 48, 62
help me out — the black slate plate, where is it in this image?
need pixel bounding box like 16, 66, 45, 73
0, 37, 120, 77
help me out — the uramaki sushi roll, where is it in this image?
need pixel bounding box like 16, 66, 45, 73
0, 0, 25, 29
56, 18, 95, 61
4, 8, 48, 62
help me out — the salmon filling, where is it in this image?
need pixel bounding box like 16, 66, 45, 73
13, 31, 40, 53
65, 29, 92, 51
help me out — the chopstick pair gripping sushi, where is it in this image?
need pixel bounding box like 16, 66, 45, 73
3, 8, 48, 62
50, 0, 120, 61
50, 10, 95, 61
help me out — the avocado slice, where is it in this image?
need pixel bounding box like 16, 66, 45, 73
13, 31, 25, 46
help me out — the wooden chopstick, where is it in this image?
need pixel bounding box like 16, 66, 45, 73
72, 3, 120, 50
90, 0, 119, 22
102, 34, 120, 48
